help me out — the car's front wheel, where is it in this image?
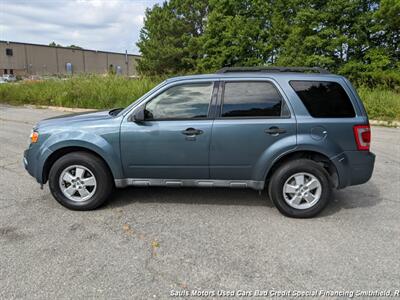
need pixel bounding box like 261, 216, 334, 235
268, 159, 331, 218
49, 152, 113, 210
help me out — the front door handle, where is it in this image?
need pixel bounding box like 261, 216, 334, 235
182, 128, 203, 136
265, 127, 286, 136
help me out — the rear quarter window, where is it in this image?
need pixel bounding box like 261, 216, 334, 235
290, 81, 355, 118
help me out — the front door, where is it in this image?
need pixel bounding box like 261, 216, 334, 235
210, 80, 297, 181
120, 81, 216, 179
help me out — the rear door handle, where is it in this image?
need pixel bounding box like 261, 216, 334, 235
265, 127, 286, 136
182, 128, 203, 136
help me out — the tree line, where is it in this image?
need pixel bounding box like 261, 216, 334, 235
137, 0, 399, 88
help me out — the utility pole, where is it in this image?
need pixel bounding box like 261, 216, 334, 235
125, 50, 129, 76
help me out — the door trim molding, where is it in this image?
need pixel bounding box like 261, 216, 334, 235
114, 178, 264, 190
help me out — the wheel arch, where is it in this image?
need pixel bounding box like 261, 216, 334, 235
264, 150, 339, 188
42, 146, 115, 184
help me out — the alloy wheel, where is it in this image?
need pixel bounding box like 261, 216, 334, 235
282, 172, 322, 209
59, 165, 97, 202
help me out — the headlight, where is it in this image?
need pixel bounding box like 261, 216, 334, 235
30, 130, 39, 143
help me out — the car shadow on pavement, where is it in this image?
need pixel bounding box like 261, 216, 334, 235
106, 181, 382, 217
318, 181, 382, 217
107, 186, 275, 208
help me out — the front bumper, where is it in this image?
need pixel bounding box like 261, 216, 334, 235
23, 147, 47, 184
23, 149, 36, 178
23, 151, 28, 169
332, 151, 376, 189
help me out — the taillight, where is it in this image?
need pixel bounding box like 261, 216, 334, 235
353, 124, 371, 151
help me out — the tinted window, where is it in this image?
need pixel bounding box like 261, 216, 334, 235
222, 82, 282, 117
145, 82, 213, 120
290, 81, 355, 118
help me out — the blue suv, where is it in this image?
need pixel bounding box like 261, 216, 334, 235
23, 67, 375, 218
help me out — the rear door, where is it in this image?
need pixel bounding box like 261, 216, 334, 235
209, 79, 297, 181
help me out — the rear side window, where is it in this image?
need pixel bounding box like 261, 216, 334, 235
222, 82, 283, 117
290, 81, 355, 118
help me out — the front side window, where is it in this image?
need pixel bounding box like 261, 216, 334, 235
290, 80, 355, 118
145, 82, 213, 120
221, 82, 283, 117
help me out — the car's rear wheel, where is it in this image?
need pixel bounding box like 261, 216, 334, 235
268, 159, 331, 218
49, 152, 113, 210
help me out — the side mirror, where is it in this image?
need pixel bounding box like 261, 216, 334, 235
132, 107, 145, 122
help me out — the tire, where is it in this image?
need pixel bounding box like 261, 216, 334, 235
49, 151, 113, 210
268, 159, 331, 218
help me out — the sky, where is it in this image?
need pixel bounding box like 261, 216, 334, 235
0, 0, 163, 55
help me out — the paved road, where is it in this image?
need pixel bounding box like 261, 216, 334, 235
1, 105, 399, 299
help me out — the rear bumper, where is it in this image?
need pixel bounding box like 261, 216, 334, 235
332, 151, 375, 189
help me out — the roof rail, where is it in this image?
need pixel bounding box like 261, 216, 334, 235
216, 66, 330, 74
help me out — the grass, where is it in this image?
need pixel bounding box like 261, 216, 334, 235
0, 75, 163, 109
358, 86, 400, 121
0, 75, 399, 121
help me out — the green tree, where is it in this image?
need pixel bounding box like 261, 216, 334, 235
276, 0, 380, 71
68, 44, 83, 49
49, 42, 83, 49
137, 0, 399, 77
49, 41, 62, 47
197, 0, 272, 71
374, 0, 400, 65
137, 0, 209, 75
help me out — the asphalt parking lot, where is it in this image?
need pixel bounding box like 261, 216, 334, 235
1, 104, 399, 299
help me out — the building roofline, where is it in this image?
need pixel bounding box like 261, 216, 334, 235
0, 40, 142, 57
